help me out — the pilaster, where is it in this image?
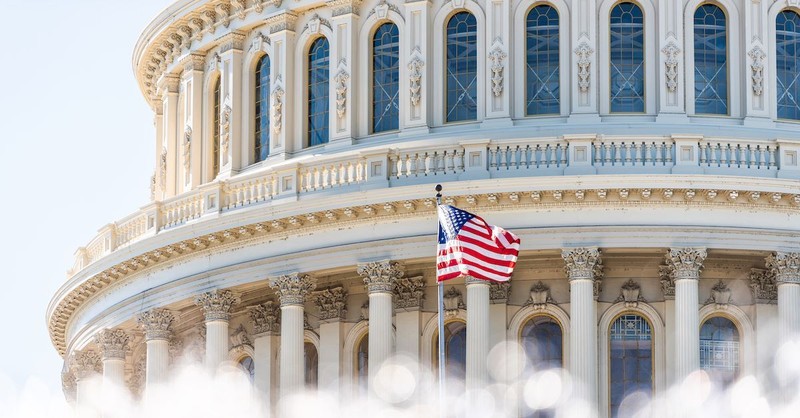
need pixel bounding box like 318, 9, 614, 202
266, 12, 298, 158
750, 268, 778, 385
569, 0, 599, 119
181, 53, 206, 191
195, 289, 240, 371
70, 350, 102, 409
744, 0, 770, 123
217, 31, 246, 178
328, 0, 360, 144
767, 252, 800, 339
656, 0, 685, 117
395, 275, 425, 377
402, 0, 431, 131
270, 273, 316, 397
312, 286, 347, 402
665, 247, 706, 382
152, 99, 165, 200
250, 301, 280, 415
158, 74, 181, 197
484, 0, 510, 122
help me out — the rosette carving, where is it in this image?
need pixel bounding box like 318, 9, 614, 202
270, 273, 316, 306
665, 248, 707, 280
358, 260, 404, 294
312, 286, 348, 321
250, 301, 280, 334
766, 252, 800, 284
95, 329, 130, 360
194, 289, 240, 322
137, 308, 175, 341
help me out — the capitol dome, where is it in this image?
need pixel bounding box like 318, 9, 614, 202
48, 0, 800, 416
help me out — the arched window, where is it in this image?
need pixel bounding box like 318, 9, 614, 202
609, 314, 652, 418
304, 341, 318, 389
434, 321, 467, 384
308, 37, 330, 146
212, 77, 221, 178
446, 12, 478, 122
694, 4, 728, 115
372, 23, 400, 133
356, 333, 369, 395
521, 316, 563, 418
254, 55, 271, 162
609, 2, 645, 113
526, 5, 560, 115
777, 10, 800, 120
238, 356, 255, 384
700, 316, 740, 387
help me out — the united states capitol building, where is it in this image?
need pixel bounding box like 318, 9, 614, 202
48, 0, 800, 416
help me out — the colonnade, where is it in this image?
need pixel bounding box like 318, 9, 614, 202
67, 250, 800, 411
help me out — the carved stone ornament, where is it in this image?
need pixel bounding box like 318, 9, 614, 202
150, 172, 156, 200
574, 42, 594, 92
488, 43, 507, 97
394, 276, 425, 309
528, 281, 554, 310
358, 260, 404, 294
659, 265, 676, 299
168, 336, 183, 362
312, 286, 348, 321
443, 287, 465, 317
748, 44, 766, 96
408, 55, 425, 106
220, 103, 232, 158
490, 281, 511, 304
334, 67, 349, 118
750, 268, 777, 304
665, 248, 707, 280
229, 324, 252, 353
70, 350, 102, 379
270, 273, 316, 306
250, 301, 280, 334
183, 126, 192, 172
615, 279, 645, 308
271, 82, 285, 135
305, 14, 332, 34
159, 147, 167, 189
304, 312, 313, 330
249, 32, 270, 55
360, 300, 369, 320
136, 308, 175, 341
662, 41, 681, 92
766, 252, 800, 284
706, 280, 732, 308
194, 289, 240, 321
562, 247, 603, 281
368, 0, 401, 20
95, 329, 130, 360
328, 0, 362, 17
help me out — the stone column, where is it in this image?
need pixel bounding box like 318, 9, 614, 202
157, 74, 180, 198
312, 286, 348, 401
217, 31, 246, 178
659, 265, 676, 387
465, 276, 490, 391
70, 350, 102, 409
767, 253, 800, 343
271, 273, 316, 396
95, 329, 130, 388
562, 247, 603, 408
750, 268, 779, 383
136, 309, 175, 388
265, 12, 298, 157
195, 289, 240, 371
251, 301, 280, 415
666, 248, 706, 382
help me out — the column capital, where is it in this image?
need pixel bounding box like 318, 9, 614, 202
665, 248, 707, 280
218, 31, 246, 54
659, 265, 676, 299
250, 301, 281, 335
561, 247, 603, 281
156, 73, 180, 96
194, 289, 240, 322
465, 275, 489, 286
95, 329, 130, 361
311, 286, 348, 321
328, 0, 362, 17
766, 252, 800, 284
265, 11, 298, 35
70, 350, 102, 380
270, 273, 316, 306
182, 52, 206, 73
750, 268, 778, 303
394, 276, 425, 309
136, 308, 175, 341
490, 282, 511, 304
358, 260, 404, 294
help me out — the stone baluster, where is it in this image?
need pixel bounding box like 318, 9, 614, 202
250, 301, 280, 416
666, 247, 706, 382
136, 309, 175, 389
270, 273, 316, 397
194, 289, 240, 371
465, 276, 490, 392
95, 329, 130, 388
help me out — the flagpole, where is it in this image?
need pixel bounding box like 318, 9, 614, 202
435, 184, 446, 418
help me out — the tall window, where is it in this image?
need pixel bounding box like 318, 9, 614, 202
526, 5, 560, 115
356, 333, 369, 395
212, 77, 221, 177
521, 316, 563, 418
700, 317, 740, 387
446, 12, 478, 122
609, 314, 652, 418
777, 10, 800, 120
254, 55, 271, 162
434, 321, 467, 383
372, 23, 400, 133
238, 356, 255, 384
609, 2, 645, 113
694, 4, 728, 115
304, 341, 318, 389
308, 37, 330, 146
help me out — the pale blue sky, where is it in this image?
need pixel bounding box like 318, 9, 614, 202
0, 0, 174, 393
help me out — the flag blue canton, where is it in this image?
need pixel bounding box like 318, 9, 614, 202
438, 205, 475, 244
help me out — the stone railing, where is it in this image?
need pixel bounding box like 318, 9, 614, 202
66, 135, 799, 277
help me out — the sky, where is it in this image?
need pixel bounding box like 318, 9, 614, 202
0, 0, 175, 394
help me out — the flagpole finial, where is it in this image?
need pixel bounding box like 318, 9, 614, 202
435, 184, 442, 205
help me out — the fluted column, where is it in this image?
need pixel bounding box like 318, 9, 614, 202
136, 309, 175, 388
70, 350, 102, 409
271, 273, 316, 396
768, 253, 800, 342
666, 248, 706, 382
195, 289, 240, 371
465, 276, 490, 391
251, 301, 280, 416
562, 247, 602, 408
95, 329, 130, 388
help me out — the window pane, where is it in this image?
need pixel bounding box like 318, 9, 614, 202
694, 5, 728, 115
777, 11, 800, 120
357, 334, 369, 396
526, 5, 560, 115
304, 342, 318, 389
372, 23, 400, 133
700, 317, 740, 387
434, 321, 467, 386
254, 55, 271, 162
212, 78, 221, 177
521, 316, 562, 418
308, 37, 330, 146
609, 314, 652, 418
609, 3, 645, 113
446, 12, 478, 122
238, 356, 255, 384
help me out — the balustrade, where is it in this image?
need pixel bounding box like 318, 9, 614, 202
390, 147, 465, 178
699, 140, 777, 170
489, 142, 567, 170
592, 140, 673, 167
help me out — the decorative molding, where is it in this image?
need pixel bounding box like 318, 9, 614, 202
159, 147, 167, 189
270, 80, 284, 135
665, 248, 706, 280
574, 42, 594, 92
659, 265, 675, 299
311, 286, 348, 321
250, 301, 280, 334
490, 281, 511, 304
367, 0, 401, 20
358, 260, 404, 294
304, 14, 332, 34
766, 252, 800, 284
328, 0, 362, 17
95, 329, 130, 360
661, 40, 681, 92
194, 289, 240, 322
183, 126, 192, 174
394, 276, 425, 309
408, 54, 424, 106
705, 280, 732, 308
748, 44, 766, 96
615, 279, 645, 308
488, 41, 507, 97
360, 300, 369, 320
229, 324, 252, 356
220, 103, 232, 160
136, 309, 175, 341
183, 53, 206, 72
265, 11, 297, 34
334, 66, 349, 118
443, 287, 465, 317
270, 273, 316, 306
527, 281, 554, 310
248, 32, 270, 56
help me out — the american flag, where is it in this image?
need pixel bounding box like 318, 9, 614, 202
437, 205, 521, 282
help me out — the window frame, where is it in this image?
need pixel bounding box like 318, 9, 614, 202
607, 1, 647, 114
699, 314, 742, 386
691, 3, 730, 116
306, 35, 331, 148
253, 53, 271, 163
524, 4, 562, 117
607, 312, 654, 418
370, 22, 402, 134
